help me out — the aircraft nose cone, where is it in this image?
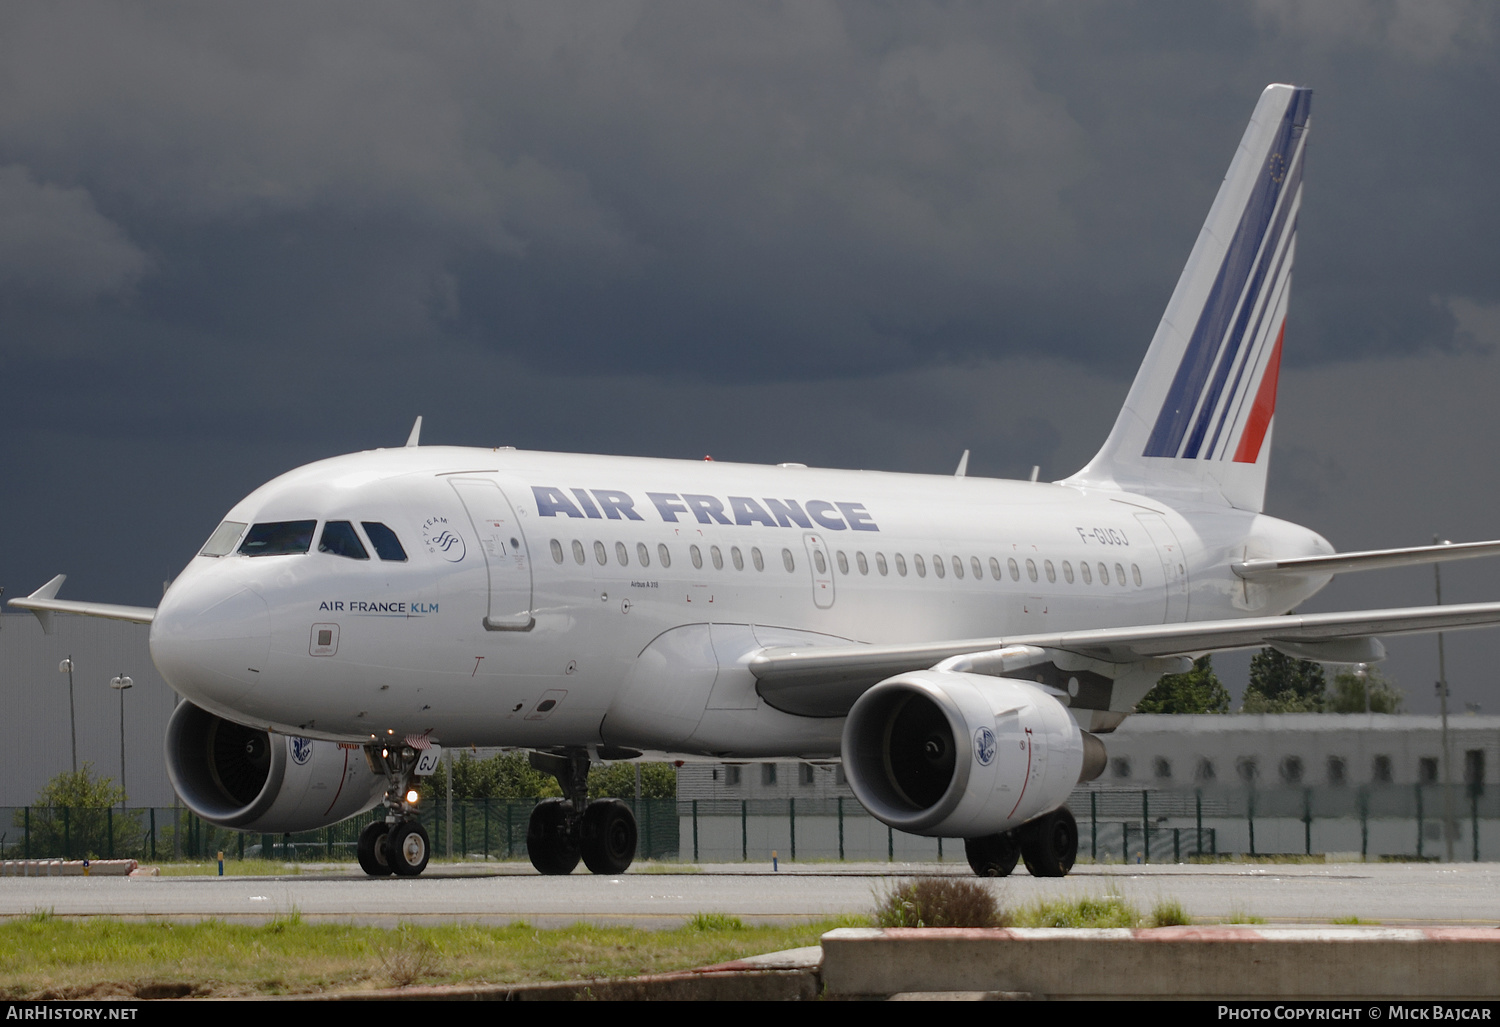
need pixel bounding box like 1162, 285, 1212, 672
151, 580, 271, 708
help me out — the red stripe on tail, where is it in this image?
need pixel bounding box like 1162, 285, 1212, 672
1233, 323, 1285, 463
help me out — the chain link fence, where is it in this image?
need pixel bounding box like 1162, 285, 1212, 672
2, 798, 680, 864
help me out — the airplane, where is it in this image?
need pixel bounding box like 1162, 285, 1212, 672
16, 83, 1500, 880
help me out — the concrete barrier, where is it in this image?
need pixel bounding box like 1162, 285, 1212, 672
0, 859, 138, 877
820, 927, 1500, 1000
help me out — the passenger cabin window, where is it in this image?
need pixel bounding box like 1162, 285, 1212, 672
1007, 558, 1020, 581
239, 520, 317, 557
320, 521, 369, 560
550, 539, 564, 563
200, 520, 247, 557
876, 552, 888, 576
362, 522, 408, 562
752, 547, 765, 571
572, 540, 586, 565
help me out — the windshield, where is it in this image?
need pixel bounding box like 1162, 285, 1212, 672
238, 520, 317, 557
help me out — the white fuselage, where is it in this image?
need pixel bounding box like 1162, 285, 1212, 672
148, 446, 1333, 757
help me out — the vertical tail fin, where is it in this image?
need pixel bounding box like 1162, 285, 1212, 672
1065, 84, 1311, 512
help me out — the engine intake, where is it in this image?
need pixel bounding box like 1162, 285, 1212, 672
165, 701, 385, 833
842, 671, 1097, 838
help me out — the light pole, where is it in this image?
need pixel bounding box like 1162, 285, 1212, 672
59, 657, 77, 774
1434, 536, 1455, 862
110, 673, 133, 805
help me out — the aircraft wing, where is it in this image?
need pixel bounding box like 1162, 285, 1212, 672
749, 600, 1500, 716
1233, 539, 1500, 579
7, 575, 156, 632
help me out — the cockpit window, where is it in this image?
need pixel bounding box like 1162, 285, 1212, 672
362, 522, 408, 562
238, 520, 317, 557
200, 521, 247, 557
319, 521, 369, 560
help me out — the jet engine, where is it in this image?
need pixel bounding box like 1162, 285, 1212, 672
841, 671, 1106, 838
165, 701, 386, 833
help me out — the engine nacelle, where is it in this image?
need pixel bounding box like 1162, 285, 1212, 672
165, 701, 386, 833
842, 671, 1103, 838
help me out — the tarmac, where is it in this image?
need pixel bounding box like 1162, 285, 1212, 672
2, 859, 1498, 928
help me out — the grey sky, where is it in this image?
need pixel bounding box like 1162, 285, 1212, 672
3, 2, 1498, 710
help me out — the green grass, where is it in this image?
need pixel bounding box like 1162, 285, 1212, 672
1331, 915, 1378, 925
1013, 894, 1140, 928
1148, 898, 1192, 927
0, 915, 863, 999
1223, 907, 1266, 924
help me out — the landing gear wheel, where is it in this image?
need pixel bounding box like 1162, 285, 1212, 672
527, 799, 581, 875
580, 799, 638, 875
964, 832, 1020, 877
1019, 807, 1078, 878
357, 821, 393, 876
387, 821, 430, 877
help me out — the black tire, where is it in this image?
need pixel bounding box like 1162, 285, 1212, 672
388, 821, 431, 877
527, 799, 581, 875
580, 799, 638, 875
1019, 807, 1078, 878
357, 821, 393, 877
964, 832, 1020, 877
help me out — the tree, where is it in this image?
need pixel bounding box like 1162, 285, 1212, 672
587, 761, 676, 799
1327, 666, 1404, 714
1241, 648, 1327, 713
13, 763, 143, 859
421, 751, 677, 801
423, 751, 559, 801
1136, 656, 1231, 714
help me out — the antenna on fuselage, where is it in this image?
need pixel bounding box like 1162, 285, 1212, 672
405, 416, 423, 448
954, 450, 969, 477
1030, 465, 1040, 482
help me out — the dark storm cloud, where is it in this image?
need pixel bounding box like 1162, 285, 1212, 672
3, 2, 1500, 709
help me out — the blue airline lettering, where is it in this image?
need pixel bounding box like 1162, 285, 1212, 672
647, 492, 691, 522
592, 489, 644, 521
682, 494, 732, 526
533, 487, 878, 531
532, 486, 586, 519
570, 488, 604, 519
729, 496, 777, 527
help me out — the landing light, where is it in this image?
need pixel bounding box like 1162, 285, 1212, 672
405, 790, 419, 805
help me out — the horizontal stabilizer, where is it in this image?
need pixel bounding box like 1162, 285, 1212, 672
1234, 539, 1500, 579
9, 575, 156, 632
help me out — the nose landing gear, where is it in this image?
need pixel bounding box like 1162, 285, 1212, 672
359, 742, 433, 878
525, 750, 640, 876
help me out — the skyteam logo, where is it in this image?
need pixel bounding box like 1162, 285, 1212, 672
289, 737, 313, 766
421, 516, 466, 562
974, 726, 997, 767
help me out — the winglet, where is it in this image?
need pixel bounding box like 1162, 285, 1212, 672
23, 574, 65, 634
405, 416, 423, 448
954, 450, 969, 478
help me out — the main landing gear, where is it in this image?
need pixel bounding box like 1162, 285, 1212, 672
525, 750, 639, 876
964, 806, 1078, 879
358, 743, 432, 878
